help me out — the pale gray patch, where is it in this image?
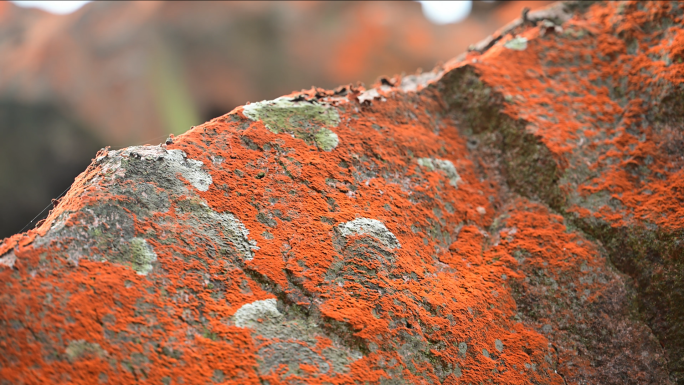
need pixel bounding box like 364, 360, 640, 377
33, 179, 256, 274
185, 202, 259, 261
211, 369, 225, 383
217, 211, 259, 261
400, 71, 443, 93
65, 340, 106, 363
258, 342, 330, 376
417, 158, 462, 187
116, 146, 213, 192
458, 342, 467, 357
495, 339, 503, 352
0, 251, 16, 269
323, 347, 363, 374
161, 149, 212, 191
233, 298, 282, 328
119, 145, 168, 159
504, 36, 528, 51
336, 218, 400, 249
357, 88, 386, 103
240, 300, 363, 376
129, 238, 157, 276
211, 155, 224, 165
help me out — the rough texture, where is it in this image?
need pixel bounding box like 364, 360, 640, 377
1, 1, 683, 384
0, 0, 553, 239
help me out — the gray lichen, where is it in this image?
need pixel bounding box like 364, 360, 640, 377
129, 237, 157, 276
0, 251, 16, 269
336, 218, 401, 250
417, 157, 462, 188
65, 340, 107, 363
233, 298, 282, 328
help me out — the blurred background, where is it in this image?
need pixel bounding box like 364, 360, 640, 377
0, 0, 551, 239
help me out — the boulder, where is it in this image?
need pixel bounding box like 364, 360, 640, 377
1, 2, 682, 384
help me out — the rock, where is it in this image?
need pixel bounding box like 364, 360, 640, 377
0, 1, 682, 384
0, 0, 551, 239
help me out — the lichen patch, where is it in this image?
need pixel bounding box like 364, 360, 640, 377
242, 97, 340, 151
504, 35, 528, 51
0, 251, 16, 269
335, 218, 401, 250
115, 146, 213, 191
417, 157, 462, 187
65, 340, 106, 363
233, 298, 282, 328
129, 237, 157, 275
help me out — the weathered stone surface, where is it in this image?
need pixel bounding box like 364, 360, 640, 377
0, 0, 551, 239
1, 1, 683, 384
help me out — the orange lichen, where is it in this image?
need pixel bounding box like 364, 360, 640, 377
1, 1, 682, 384
460, 0, 684, 381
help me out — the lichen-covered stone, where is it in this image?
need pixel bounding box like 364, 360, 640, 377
1, 2, 683, 384
233, 298, 282, 328
243, 97, 341, 151
335, 218, 401, 250
416, 158, 462, 187
129, 237, 157, 275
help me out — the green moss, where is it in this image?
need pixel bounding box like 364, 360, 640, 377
243, 97, 340, 151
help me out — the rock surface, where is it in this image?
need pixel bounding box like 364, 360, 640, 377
0, 0, 551, 239
1, 1, 683, 384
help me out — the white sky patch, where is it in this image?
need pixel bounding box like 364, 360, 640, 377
419, 1, 472, 25
12, 1, 473, 23
11, 1, 90, 15
12, 1, 472, 23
